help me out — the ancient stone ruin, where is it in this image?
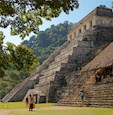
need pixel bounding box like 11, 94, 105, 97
2, 5, 113, 108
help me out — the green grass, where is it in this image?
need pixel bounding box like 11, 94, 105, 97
0, 102, 113, 115
0, 102, 54, 109
9, 107, 113, 115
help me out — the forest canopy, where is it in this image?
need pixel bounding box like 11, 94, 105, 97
22, 21, 73, 63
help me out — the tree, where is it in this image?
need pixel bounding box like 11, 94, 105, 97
0, 0, 79, 39
0, 32, 9, 77
0, 33, 40, 99
6, 42, 40, 72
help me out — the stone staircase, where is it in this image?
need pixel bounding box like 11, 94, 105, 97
33, 31, 96, 102
85, 83, 113, 108
57, 78, 113, 108
21, 28, 111, 102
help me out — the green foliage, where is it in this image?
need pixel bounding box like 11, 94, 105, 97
0, 0, 79, 38
0, 34, 40, 99
0, 31, 9, 77
6, 43, 40, 72
22, 21, 73, 63
0, 80, 12, 98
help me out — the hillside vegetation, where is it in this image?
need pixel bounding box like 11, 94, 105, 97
22, 21, 73, 63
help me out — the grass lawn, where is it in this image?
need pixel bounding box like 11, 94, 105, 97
0, 102, 54, 109
0, 102, 113, 115
9, 107, 113, 115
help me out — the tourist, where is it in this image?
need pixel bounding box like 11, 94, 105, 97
29, 94, 35, 111
80, 89, 85, 106
25, 96, 29, 107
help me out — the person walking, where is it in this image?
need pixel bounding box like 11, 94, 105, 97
29, 94, 35, 111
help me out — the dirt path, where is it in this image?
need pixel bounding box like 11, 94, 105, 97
0, 110, 10, 115
0, 106, 77, 115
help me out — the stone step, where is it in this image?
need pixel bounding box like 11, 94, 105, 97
48, 58, 69, 69
54, 55, 69, 63
58, 101, 113, 107
85, 84, 113, 89
61, 63, 76, 68
41, 63, 76, 77
85, 86, 113, 90
55, 48, 73, 61
58, 99, 113, 107
68, 56, 79, 63
87, 93, 113, 97
63, 38, 80, 50
89, 100, 113, 104
87, 90, 113, 94
38, 74, 56, 84
57, 101, 88, 107
41, 65, 61, 75
58, 103, 113, 108
52, 56, 69, 64
60, 43, 78, 55
86, 88, 113, 92
87, 95, 113, 99
78, 41, 92, 48
57, 103, 87, 107
47, 62, 62, 70
60, 97, 113, 102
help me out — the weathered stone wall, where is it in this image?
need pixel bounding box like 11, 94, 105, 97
95, 16, 113, 27
81, 70, 95, 85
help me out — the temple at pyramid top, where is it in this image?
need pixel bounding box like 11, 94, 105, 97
67, 5, 113, 41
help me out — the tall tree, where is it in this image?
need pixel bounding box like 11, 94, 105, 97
6, 42, 40, 72
0, 32, 9, 77
0, 0, 79, 38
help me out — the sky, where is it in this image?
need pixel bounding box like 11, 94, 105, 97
0, 0, 113, 45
